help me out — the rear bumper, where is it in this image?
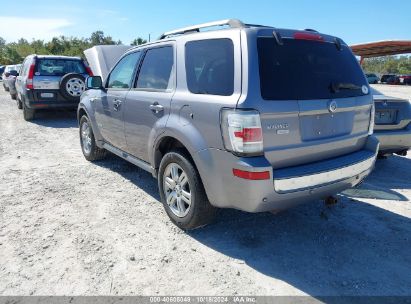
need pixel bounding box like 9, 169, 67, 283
23, 89, 78, 110
195, 135, 379, 212
375, 124, 411, 153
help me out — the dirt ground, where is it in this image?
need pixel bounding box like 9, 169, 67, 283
0, 87, 410, 297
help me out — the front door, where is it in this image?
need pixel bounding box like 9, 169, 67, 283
94, 51, 142, 150
124, 45, 175, 162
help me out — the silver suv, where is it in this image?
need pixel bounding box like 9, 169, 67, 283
78, 19, 379, 229
16, 55, 92, 121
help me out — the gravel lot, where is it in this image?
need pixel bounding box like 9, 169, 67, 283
371, 84, 411, 100
0, 87, 410, 296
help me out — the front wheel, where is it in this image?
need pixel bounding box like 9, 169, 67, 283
158, 150, 217, 230
79, 115, 107, 161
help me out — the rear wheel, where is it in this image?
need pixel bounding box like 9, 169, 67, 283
23, 102, 35, 121
10, 93, 17, 100
79, 115, 107, 161
17, 96, 22, 109
158, 150, 217, 230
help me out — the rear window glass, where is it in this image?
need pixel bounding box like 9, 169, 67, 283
35, 59, 85, 76
185, 39, 234, 96
257, 38, 367, 100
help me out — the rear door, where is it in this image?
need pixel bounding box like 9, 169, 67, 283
93, 51, 142, 150
248, 33, 372, 168
32, 58, 87, 100
123, 44, 175, 162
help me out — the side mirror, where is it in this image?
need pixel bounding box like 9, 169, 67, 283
86, 76, 104, 90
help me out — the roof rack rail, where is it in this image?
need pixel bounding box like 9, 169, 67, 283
159, 19, 245, 39
304, 28, 319, 33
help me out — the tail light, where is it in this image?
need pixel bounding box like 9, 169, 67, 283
84, 61, 93, 76
26, 61, 36, 89
85, 67, 93, 76
221, 109, 263, 155
369, 103, 375, 135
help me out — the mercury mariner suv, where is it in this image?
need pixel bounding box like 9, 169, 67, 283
78, 19, 379, 229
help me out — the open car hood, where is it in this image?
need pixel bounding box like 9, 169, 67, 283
84, 45, 132, 83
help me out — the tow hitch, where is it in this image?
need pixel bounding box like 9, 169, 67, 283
324, 195, 338, 206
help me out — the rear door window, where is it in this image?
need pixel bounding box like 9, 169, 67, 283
35, 59, 86, 76
257, 38, 368, 100
136, 46, 174, 91
185, 39, 234, 96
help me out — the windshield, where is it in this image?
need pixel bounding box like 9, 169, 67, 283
257, 38, 368, 100
35, 59, 86, 76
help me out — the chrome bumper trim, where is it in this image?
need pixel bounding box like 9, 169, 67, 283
274, 155, 376, 193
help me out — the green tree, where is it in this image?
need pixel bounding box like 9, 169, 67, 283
131, 37, 147, 46
0, 31, 145, 64
90, 31, 118, 45
363, 55, 411, 74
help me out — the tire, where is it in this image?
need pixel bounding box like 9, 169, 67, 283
17, 96, 22, 109
10, 93, 17, 100
60, 73, 86, 102
23, 102, 35, 121
158, 150, 217, 230
79, 115, 107, 161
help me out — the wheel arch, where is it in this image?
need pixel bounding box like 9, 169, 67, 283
153, 136, 194, 172
77, 101, 104, 146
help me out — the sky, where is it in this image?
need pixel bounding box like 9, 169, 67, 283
0, 0, 410, 45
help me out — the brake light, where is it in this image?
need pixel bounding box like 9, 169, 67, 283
85, 64, 93, 76
294, 32, 324, 42
233, 169, 270, 180
26, 62, 35, 89
221, 109, 263, 155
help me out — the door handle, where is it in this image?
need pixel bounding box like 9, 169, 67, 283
113, 99, 122, 111
150, 102, 164, 113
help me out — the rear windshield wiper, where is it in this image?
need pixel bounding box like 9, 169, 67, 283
330, 82, 361, 93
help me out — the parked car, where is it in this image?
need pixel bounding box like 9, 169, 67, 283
399, 74, 411, 85
371, 89, 411, 156
7, 69, 20, 100
380, 74, 397, 84
387, 75, 401, 85
79, 19, 378, 229
365, 73, 379, 84
2, 64, 19, 91
15, 55, 93, 121
0, 66, 5, 80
